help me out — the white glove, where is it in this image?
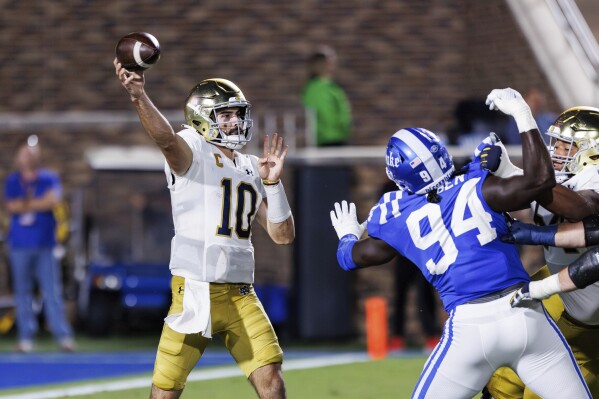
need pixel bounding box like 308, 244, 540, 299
330, 200, 365, 239
485, 88, 537, 133
493, 139, 523, 178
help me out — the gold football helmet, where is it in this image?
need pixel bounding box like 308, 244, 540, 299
568, 146, 599, 174
184, 78, 253, 150
546, 106, 599, 175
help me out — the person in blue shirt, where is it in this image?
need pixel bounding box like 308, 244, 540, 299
330, 88, 591, 398
4, 139, 75, 353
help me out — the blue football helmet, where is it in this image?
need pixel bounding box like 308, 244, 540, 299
385, 127, 454, 194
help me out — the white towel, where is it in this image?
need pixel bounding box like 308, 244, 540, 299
164, 279, 212, 338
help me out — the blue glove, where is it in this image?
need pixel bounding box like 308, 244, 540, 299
480, 145, 503, 173
500, 220, 557, 246
473, 133, 499, 163
510, 283, 539, 308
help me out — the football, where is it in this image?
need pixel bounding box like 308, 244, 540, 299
115, 32, 161, 72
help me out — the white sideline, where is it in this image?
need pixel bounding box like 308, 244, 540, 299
0, 353, 370, 399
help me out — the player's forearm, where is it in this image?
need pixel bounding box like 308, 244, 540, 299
540, 185, 599, 221
132, 92, 191, 174
132, 91, 177, 148
267, 216, 295, 245
554, 221, 586, 248
519, 130, 555, 193
532, 246, 599, 300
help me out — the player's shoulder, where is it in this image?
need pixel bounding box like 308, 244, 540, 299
367, 189, 407, 229
177, 127, 205, 150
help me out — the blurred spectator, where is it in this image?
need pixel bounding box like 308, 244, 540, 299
4, 137, 75, 353
301, 45, 352, 147
502, 87, 557, 144
380, 181, 442, 351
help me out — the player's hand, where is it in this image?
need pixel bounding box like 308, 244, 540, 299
473, 133, 499, 163
510, 283, 539, 308
475, 134, 522, 178
258, 133, 289, 182
500, 220, 557, 246
330, 201, 365, 239
485, 88, 537, 133
114, 58, 145, 101
485, 88, 529, 116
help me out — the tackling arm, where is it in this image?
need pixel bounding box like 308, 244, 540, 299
330, 201, 397, 270
511, 246, 599, 308
538, 187, 599, 222
481, 89, 555, 212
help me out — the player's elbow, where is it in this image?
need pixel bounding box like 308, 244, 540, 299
532, 170, 556, 192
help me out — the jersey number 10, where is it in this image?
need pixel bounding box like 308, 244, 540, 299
216, 178, 258, 239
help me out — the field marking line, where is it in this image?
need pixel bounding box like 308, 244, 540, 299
0, 352, 370, 399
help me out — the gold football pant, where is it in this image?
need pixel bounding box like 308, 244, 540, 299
152, 276, 284, 391
486, 266, 599, 398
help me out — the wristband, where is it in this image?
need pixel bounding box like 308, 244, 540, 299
337, 234, 359, 271
528, 224, 557, 246
262, 179, 280, 186
528, 274, 561, 300
264, 181, 292, 223
583, 216, 599, 247
514, 109, 538, 134
568, 247, 599, 289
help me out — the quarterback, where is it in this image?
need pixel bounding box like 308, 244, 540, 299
330, 89, 591, 398
114, 59, 294, 399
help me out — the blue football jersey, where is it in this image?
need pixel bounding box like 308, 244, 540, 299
367, 164, 529, 312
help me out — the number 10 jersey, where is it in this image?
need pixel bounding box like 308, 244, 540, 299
165, 128, 266, 283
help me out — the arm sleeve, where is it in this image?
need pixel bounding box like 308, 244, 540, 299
337, 234, 359, 271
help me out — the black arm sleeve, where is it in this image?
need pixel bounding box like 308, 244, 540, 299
568, 247, 599, 289
583, 216, 599, 246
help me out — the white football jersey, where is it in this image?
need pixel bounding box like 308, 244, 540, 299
165, 128, 266, 283
534, 164, 599, 324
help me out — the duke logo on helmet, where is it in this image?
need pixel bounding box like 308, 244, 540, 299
385, 127, 454, 194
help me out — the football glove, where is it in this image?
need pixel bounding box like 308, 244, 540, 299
510, 283, 539, 308
485, 88, 537, 133
474, 133, 523, 177
473, 133, 499, 163
500, 220, 557, 246
330, 200, 365, 240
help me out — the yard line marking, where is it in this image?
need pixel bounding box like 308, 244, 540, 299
0, 352, 370, 399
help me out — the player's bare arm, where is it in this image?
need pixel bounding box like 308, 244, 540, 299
255, 133, 295, 244
511, 245, 599, 307
351, 237, 397, 268
256, 201, 294, 245
538, 186, 599, 222
113, 58, 192, 175
481, 89, 555, 212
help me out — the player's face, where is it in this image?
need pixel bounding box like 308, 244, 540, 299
552, 139, 578, 171
215, 107, 241, 135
